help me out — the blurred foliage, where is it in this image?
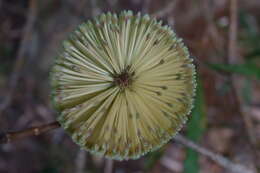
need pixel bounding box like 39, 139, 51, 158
41, 167, 59, 173
242, 78, 252, 105
240, 11, 260, 58
208, 10, 260, 79
184, 78, 207, 173
207, 60, 260, 79
144, 147, 165, 171
208, 12, 260, 80
0, 44, 13, 74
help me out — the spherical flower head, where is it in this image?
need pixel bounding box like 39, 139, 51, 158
50, 11, 196, 160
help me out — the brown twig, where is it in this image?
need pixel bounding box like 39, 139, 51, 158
0, 0, 37, 114
203, 0, 224, 52
227, 0, 258, 170
104, 159, 114, 173
228, 0, 238, 64
174, 135, 255, 173
152, 0, 178, 18
75, 149, 87, 173
0, 121, 60, 144
228, 0, 257, 147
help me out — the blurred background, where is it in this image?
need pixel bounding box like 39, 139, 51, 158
0, 0, 260, 173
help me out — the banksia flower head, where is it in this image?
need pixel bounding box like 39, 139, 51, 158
51, 11, 196, 160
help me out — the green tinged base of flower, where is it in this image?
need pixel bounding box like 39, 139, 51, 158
50, 10, 196, 160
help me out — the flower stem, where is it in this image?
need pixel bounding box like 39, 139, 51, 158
0, 121, 60, 144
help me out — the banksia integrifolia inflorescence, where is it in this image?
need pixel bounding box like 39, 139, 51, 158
50, 11, 196, 160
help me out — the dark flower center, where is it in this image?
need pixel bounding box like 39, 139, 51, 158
114, 71, 132, 89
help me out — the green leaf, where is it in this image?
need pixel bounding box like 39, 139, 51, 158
207, 62, 260, 79
242, 78, 252, 105
184, 149, 200, 173
245, 49, 260, 59
184, 78, 206, 173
